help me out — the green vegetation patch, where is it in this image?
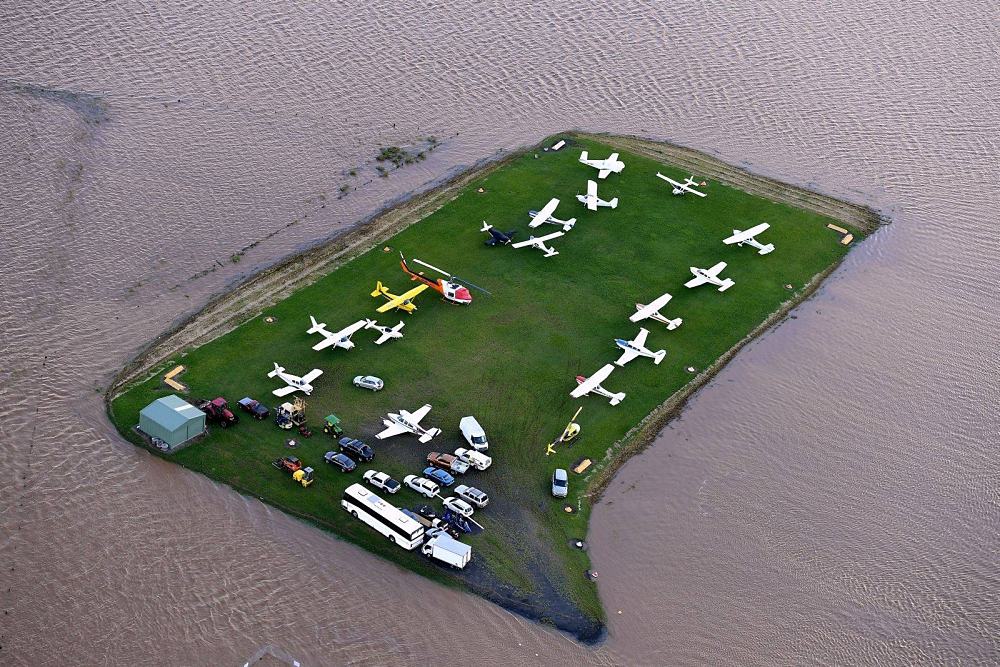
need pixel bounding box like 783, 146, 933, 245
108, 135, 861, 641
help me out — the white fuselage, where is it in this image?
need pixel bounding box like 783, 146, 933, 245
276, 372, 314, 394
689, 267, 734, 291
634, 304, 683, 330
615, 339, 665, 365
737, 235, 775, 255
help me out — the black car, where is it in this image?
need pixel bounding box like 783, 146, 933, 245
338, 436, 375, 462
414, 504, 437, 521
324, 451, 356, 472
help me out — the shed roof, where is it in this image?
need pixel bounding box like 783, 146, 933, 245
140, 395, 204, 431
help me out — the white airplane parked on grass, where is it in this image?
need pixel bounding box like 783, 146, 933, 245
268, 363, 323, 397
615, 328, 666, 367
571, 363, 626, 406
656, 172, 706, 197
375, 404, 442, 443
579, 151, 625, 179
723, 222, 775, 255
576, 179, 619, 211
631, 292, 683, 330
510, 231, 564, 258
307, 316, 368, 351
364, 319, 405, 345
685, 262, 735, 292
528, 198, 576, 232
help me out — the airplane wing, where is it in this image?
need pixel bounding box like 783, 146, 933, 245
376, 422, 409, 440
570, 364, 616, 398
632, 328, 649, 348
723, 222, 770, 244
684, 274, 708, 288
607, 153, 619, 163
707, 261, 728, 278
615, 347, 639, 366
630, 292, 673, 322
301, 369, 323, 384
511, 231, 564, 248
587, 180, 598, 198
272, 385, 298, 397
338, 319, 369, 338
376, 284, 429, 312
655, 173, 681, 188
529, 198, 560, 228
407, 404, 432, 425
312, 337, 338, 351
597, 168, 611, 179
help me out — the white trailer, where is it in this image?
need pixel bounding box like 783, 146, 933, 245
421, 528, 471, 569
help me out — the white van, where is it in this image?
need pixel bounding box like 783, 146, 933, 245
459, 416, 489, 452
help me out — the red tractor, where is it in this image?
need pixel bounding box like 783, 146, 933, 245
196, 397, 239, 428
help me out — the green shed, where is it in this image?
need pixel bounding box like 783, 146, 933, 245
138, 395, 206, 450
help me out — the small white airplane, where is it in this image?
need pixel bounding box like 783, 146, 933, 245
528, 198, 576, 232
685, 262, 735, 292
579, 150, 625, 179
307, 316, 368, 351
364, 319, 405, 345
615, 328, 666, 367
656, 172, 706, 197
510, 230, 564, 258
631, 292, 683, 330
571, 363, 626, 406
268, 363, 323, 397
576, 180, 619, 211
723, 222, 774, 255
375, 403, 442, 443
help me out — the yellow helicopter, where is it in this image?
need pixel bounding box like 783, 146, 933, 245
546, 407, 582, 456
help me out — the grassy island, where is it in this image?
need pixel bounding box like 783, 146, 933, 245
108, 133, 877, 641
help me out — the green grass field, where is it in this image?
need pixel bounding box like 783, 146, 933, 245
109, 135, 860, 639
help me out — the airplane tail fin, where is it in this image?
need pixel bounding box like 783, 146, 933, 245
759, 243, 775, 255
718, 279, 735, 292
268, 363, 283, 378
666, 318, 683, 330
579, 150, 588, 163
609, 197, 619, 209
418, 428, 442, 444
543, 248, 559, 258
563, 218, 576, 230
610, 392, 626, 406
307, 315, 325, 334
364, 318, 378, 329
653, 350, 667, 365
480, 221, 492, 233
371, 281, 386, 298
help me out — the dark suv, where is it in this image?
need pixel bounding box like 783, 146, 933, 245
338, 436, 375, 462
324, 451, 356, 472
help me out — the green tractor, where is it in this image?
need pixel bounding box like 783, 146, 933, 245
323, 414, 344, 437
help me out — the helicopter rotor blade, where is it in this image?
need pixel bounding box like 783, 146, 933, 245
453, 276, 492, 295
411, 257, 451, 277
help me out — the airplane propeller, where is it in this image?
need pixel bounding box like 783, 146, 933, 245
412, 258, 492, 295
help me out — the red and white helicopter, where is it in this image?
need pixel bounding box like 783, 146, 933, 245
528, 197, 576, 232
723, 223, 774, 255
656, 172, 706, 197
399, 253, 490, 305
631, 292, 683, 330
571, 364, 626, 406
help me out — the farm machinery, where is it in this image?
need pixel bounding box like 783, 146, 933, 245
275, 397, 312, 436
195, 397, 239, 428
271, 456, 314, 487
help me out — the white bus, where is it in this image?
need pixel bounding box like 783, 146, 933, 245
341, 483, 424, 550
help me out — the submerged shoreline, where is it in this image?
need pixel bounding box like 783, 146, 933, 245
105, 132, 883, 642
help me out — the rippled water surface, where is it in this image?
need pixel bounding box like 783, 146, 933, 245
2, 1, 998, 664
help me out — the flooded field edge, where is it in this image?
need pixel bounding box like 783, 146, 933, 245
103, 131, 885, 643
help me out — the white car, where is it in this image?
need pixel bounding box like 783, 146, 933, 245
454, 447, 492, 471
454, 484, 489, 508
352, 375, 384, 391
363, 469, 400, 494
442, 496, 475, 518
404, 475, 440, 499
459, 415, 489, 451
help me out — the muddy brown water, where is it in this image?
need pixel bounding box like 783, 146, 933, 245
2, 1, 997, 665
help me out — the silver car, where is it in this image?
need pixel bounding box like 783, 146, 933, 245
551, 468, 568, 498
454, 484, 489, 508
352, 375, 384, 391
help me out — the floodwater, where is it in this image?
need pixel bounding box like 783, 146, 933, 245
2, 1, 997, 664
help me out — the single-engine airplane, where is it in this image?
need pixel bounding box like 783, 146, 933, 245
656, 172, 706, 197
306, 316, 368, 351
723, 222, 774, 255
371, 280, 429, 314
685, 262, 735, 292
510, 230, 564, 258
364, 319, 405, 345
576, 179, 618, 211
579, 150, 625, 179
615, 328, 666, 366
375, 403, 442, 443
631, 292, 683, 330
528, 198, 576, 232
399, 253, 490, 305
480, 222, 517, 246
570, 363, 626, 406
268, 363, 323, 397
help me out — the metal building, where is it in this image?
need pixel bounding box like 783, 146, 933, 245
138, 395, 206, 450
